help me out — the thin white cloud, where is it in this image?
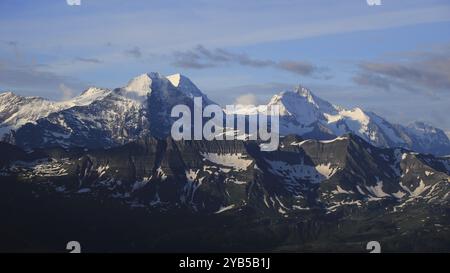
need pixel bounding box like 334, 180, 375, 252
221, 5, 450, 47
234, 93, 260, 105
0, 59, 88, 99
59, 83, 75, 100
1, 4, 449, 53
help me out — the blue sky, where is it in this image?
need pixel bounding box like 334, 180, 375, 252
1, 0, 450, 133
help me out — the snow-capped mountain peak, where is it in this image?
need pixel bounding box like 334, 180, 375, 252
166, 73, 208, 99
404, 121, 450, 154
0, 91, 16, 99
166, 73, 182, 87
69, 87, 111, 106
0, 87, 110, 137
121, 72, 209, 102
408, 121, 439, 134
267, 86, 337, 124
261, 87, 407, 144
294, 85, 314, 100
123, 73, 156, 97
79, 86, 109, 97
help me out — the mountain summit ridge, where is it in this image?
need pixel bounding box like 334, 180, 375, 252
1, 72, 449, 155
236, 85, 450, 155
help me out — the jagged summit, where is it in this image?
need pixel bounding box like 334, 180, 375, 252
294, 84, 312, 97
123, 73, 156, 97
266, 85, 337, 124
0, 91, 46, 101
72, 87, 111, 105
0, 91, 15, 97
166, 73, 183, 87
79, 87, 106, 96
166, 73, 208, 99
120, 72, 209, 102
408, 121, 439, 133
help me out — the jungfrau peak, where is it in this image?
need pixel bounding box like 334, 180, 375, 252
232, 83, 450, 155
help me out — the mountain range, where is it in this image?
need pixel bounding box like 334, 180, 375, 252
1, 72, 450, 156
0, 72, 449, 252
229, 85, 450, 156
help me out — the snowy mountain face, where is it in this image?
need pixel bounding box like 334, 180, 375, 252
0, 88, 110, 138
229, 85, 450, 156
1, 73, 215, 149
404, 122, 450, 155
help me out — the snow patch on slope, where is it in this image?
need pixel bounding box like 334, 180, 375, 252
266, 160, 339, 184
201, 153, 252, 171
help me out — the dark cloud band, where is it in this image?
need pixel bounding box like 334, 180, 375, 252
353, 48, 450, 95
172, 45, 327, 78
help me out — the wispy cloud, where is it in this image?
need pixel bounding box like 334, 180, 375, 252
173, 45, 328, 78
125, 46, 143, 59
2, 40, 20, 59
173, 45, 274, 69
234, 93, 260, 105
277, 61, 319, 77
74, 57, 103, 64
353, 47, 450, 95
206, 82, 294, 105
2, 3, 449, 53
0, 60, 87, 99
59, 83, 75, 100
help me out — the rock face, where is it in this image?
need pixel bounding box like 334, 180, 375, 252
1, 134, 449, 252
3, 134, 448, 213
